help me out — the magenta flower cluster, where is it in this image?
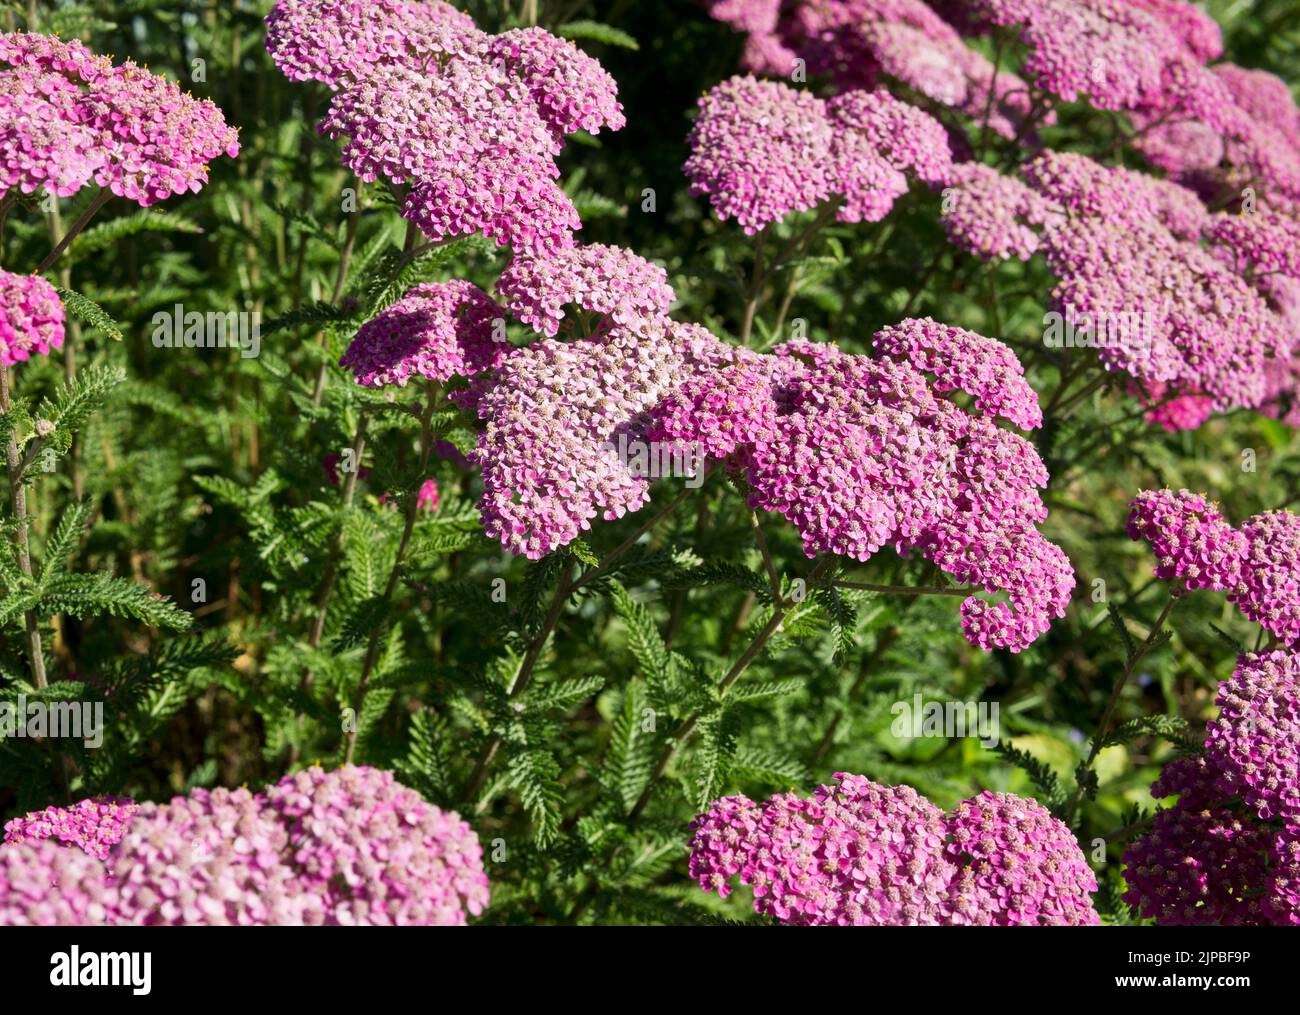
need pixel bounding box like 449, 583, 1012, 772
684, 75, 952, 234
0, 31, 239, 206
267, 1, 623, 253
3, 797, 136, 861
706, 0, 1038, 140
0, 766, 489, 926
651, 321, 1073, 652
689, 772, 1099, 925
1128, 489, 1300, 648
0, 269, 65, 366
1124, 652, 1300, 926
339, 280, 507, 388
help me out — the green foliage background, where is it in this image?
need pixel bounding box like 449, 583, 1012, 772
0, 0, 1297, 924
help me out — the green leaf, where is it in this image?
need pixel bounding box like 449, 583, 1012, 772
56, 287, 123, 341
556, 20, 640, 50
506, 747, 564, 848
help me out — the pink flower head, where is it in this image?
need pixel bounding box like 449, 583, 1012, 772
0, 840, 113, 927
264, 0, 478, 90
0, 766, 490, 926
653, 332, 1071, 653
874, 316, 1042, 429
0, 270, 65, 366
940, 162, 1057, 261
0, 32, 239, 206
1126, 488, 1246, 591
1233, 511, 1300, 648
487, 28, 625, 138
690, 774, 1099, 925
4, 798, 137, 862
496, 243, 675, 338
471, 320, 737, 560
340, 280, 506, 388
1206, 650, 1300, 822
320, 60, 579, 254
1209, 211, 1300, 282
684, 75, 835, 235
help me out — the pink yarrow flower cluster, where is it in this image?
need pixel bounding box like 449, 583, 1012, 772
0, 32, 239, 205
496, 243, 676, 338
1125, 651, 1300, 925
689, 773, 1099, 925
0, 270, 65, 366
1128, 490, 1300, 649
0, 766, 489, 926
3, 798, 137, 861
267, 1, 623, 253
339, 280, 507, 388
706, 0, 1038, 139
684, 76, 952, 234
471, 319, 741, 559
651, 321, 1073, 652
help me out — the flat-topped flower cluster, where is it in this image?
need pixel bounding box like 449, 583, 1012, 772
0, 766, 488, 926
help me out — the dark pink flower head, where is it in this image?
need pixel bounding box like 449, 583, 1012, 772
1233, 511, 1300, 648
940, 162, 1058, 261
0, 270, 65, 366
496, 243, 676, 338
874, 316, 1042, 429
1128, 0, 1223, 63
971, 0, 1195, 113
0, 840, 113, 926
4, 765, 490, 926
1023, 151, 1208, 240
1206, 650, 1300, 822
1123, 801, 1279, 925
1141, 382, 1216, 433
690, 774, 1098, 925
340, 280, 506, 388
0, 53, 105, 197
3, 798, 137, 862
264, 0, 478, 89
487, 28, 625, 138
0, 32, 239, 206
685, 75, 835, 235
653, 332, 1072, 653
471, 320, 738, 560
1126, 488, 1246, 592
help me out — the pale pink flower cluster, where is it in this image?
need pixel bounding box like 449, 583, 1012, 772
267, 1, 623, 253
689, 773, 1098, 925
651, 323, 1073, 652
0, 32, 239, 205
471, 319, 740, 559
0, 269, 65, 366
0, 766, 489, 926
684, 75, 952, 234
